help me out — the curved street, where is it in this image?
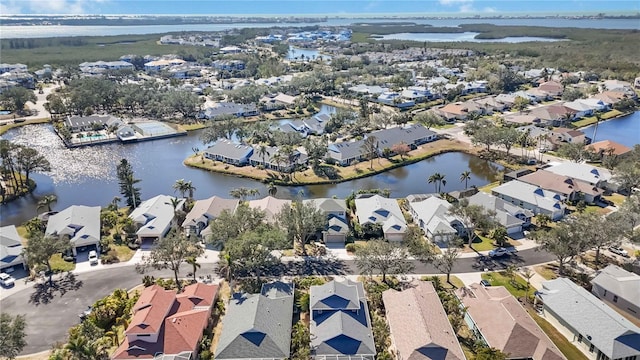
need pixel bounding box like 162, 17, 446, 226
0, 248, 555, 355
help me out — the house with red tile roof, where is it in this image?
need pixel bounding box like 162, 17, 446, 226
537, 81, 564, 97
112, 283, 219, 360
586, 140, 633, 159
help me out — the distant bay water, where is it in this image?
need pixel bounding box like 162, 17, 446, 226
1, 17, 638, 39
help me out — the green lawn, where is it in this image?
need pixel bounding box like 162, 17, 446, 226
478, 181, 501, 193
420, 275, 465, 289
534, 264, 559, 280
111, 244, 135, 262
481, 271, 534, 300
49, 253, 76, 272
603, 193, 626, 207
467, 234, 496, 252
528, 309, 589, 360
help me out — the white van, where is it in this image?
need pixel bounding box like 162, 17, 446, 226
88, 250, 99, 265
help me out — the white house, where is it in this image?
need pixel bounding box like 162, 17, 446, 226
492, 180, 566, 221
467, 192, 533, 234
45, 205, 101, 255
409, 196, 467, 245
304, 198, 348, 243
182, 196, 239, 237
0, 225, 26, 271
129, 195, 185, 242
354, 195, 407, 241
544, 162, 612, 189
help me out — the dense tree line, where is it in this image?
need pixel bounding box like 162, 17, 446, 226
0, 140, 50, 202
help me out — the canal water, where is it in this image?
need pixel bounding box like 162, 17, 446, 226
1, 110, 504, 226
581, 111, 640, 148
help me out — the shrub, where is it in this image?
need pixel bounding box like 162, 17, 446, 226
345, 243, 357, 253
127, 241, 140, 250
101, 250, 119, 264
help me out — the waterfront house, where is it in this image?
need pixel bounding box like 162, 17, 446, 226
550, 127, 587, 145
45, 205, 101, 256
129, 195, 185, 243
310, 279, 376, 359
0, 225, 26, 272
563, 100, 594, 118
592, 91, 628, 107
65, 114, 122, 133
518, 169, 603, 204
491, 180, 566, 221
504, 113, 540, 126
259, 92, 298, 110
401, 86, 433, 102
355, 194, 407, 241
369, 124, 437, 152
326, 139, 366, 166
143, 58, 186, 72
215, 282, 294, 360
467, 192, 533, 234
182, 196, 239, 237
586, 140, 633, 159
456, 283, 565, 360
248, 145, 308, 173
577, 98, 609, 112
348, 84, 389, 96
203, 140, 254, 166
530, 104, 577, 127
200, 102, 259, 119
409, 196, 468, 245
112, 283, 219, 360
544, 162, 612, 189
383, 281, 466, 360
377, 91, 415, 108
536, 278, 640, 360
591, 265, 640, 322
304, 198, 349, 243
248, 196, 291, 224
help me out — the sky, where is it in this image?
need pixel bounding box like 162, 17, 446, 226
1, 0, 638, 16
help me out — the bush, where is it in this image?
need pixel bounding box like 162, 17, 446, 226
345, 243, 357, 253
127, 241, 140, 250
199, 350, 212, 360
101, 250, 119, 264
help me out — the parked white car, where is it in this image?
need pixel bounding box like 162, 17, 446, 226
88, 250, 99, 265
608, 246, 628, 257
489, 247, 513, 257
0, 273, 16, 287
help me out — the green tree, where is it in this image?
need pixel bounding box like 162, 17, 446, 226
497, 127, 520, 157
434, 237, 462, 284
535, 213, 551, 228
428, 172, 447, 193
361, 135, 379, 170
0, 313, 27, 360
448, 199, 496, 247
532, 223, 587, 275
23, 232, 71, 285
557, 142, 587, 163
221, 230, 279, 282
475, 347, 508, 360
229, 187, 260, 201
206, 203, 267, 247
186, 256, 201, 283
116, 159, 141, 209
15, 147, 50, 184
290, 321, 310, 360
354, 240, 414, 283
460, 170, 472, 189
613, 161, 640, 197
277, 195, 326, 256
414, 111, 445, 129
267, 182, 277, 197
37, 194, 57, 212
0, 87, 36, 114
137, 232, 203, 291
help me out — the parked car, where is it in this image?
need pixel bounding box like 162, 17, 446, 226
608, 246, 629, 257
79, 306, 92, 321
0, 273, 16, 287
88, 250, 99, 265
480, 279, 492, 287
488, 247, 511, 257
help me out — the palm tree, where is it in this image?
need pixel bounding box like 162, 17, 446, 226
592, 112, 602, 143
165, 197, 183, 229
183, 181, 196, 201
258, 145, 269, 166
439, 174, 447, 193
428, 173, 440, 193
186, 256, 201, 283
110, 196, 121, 211
460, 170, 471, 189
173, 179, 188, 198
267, 182, 277, 197
37, 194, 57, 212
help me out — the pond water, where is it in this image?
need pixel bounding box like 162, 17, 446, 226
375, 32, 567, 43
1, 106, 503, 225
581, 111, 640, 148
287, 46, 330, 61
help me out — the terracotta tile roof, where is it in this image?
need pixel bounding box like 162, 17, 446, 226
456, 284, 565, 360
127, 285, 176, 335
587, 140, 632, 156
439, 103, 467, 116
176, 283, 219, 312
164, 309, 210, 355
382, 281, 465, 360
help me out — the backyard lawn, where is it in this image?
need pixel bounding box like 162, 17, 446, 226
465, 234, 496, 252
481, 271, 534, 300
49, 253, 76, 272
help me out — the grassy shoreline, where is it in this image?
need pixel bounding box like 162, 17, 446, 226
0, 118, 50, 135
184, 138, 486, 186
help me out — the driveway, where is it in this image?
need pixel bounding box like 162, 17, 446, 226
0, 247, 555, 355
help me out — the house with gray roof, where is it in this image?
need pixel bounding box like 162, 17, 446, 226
129, 195, 185, 242
327, 139, 366, 166
383, 281, 466, 360
369, 124, 437, 153
467, 192, 533, 234
491, 180, 566, 221
544, 162, 612, 190
310, 279, 375, 359
65, 114, 122, 133
409, 196, 468, 246
0, 225, 25, 271
45, 205, 101, 255
248, 145, 308, 173
536, 278, 640, 360
591, 265, 640, 322
204, 140, 254, 166
215, 281, 294, 360
182, 196, 239, 237
200, 102, 258, 119
304, 198, 349, 243
355, 195, 407, 242
248, 196, 291, 224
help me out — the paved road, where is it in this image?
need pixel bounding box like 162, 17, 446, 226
0, 248, 554, 355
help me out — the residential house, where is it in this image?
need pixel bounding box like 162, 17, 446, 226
491, 180, 566, 221
591, 265, 640, 321
536, 278, 640, 360
537, 81, 564, 97
0, 225, 26, 272
382, 281, 466, 360
200, 102, 259, 119
112, 283, 219, 360
203, 140, 254, 166
129, 195, 185, 242
304, 198, 349, 243
45, 205, 101, 256
215, 282, 294, 360
143, 58, 186, 72
182, 196, 239, 236
563, 100, 594, 119
495, 93, 518, 108
578, 98, 609, 112
370, 124, 437, 153
551, 127, 587, 145
436, 103, 469, 121
602, 79, 636, 97
354, 195, 407, 241
504, 113, 540, 126
220, 46, 243, 54
409, 196, 468, 245
544, 162, 612, 189
327, 139, 366, 166
0, 63, 28, 73
401, 86, 434, 102
377, 92, 415, 108
503, 168, 534, 182
530, 104, 577, 127
459, 100, 486, 115
248, 146, 308, 173
473, 95, 510, 113
64, 114, 122, 133
259, 92, 298, 110
467, 192, 533, 234
456, 283, 565, 360
525, 87, 553, 102
302, 113, 330, 135
248, 196, 292, 224
212, 59, 245, 71
516, 125, 554, 149
348, 84, 389, 96
586, 140, 633, 159
310, 279, 376, 359
592, 91, 628, 107
518, 170, 603, 204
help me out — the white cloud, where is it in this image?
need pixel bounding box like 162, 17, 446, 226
439, 0, 473, 5
0, 0, 23, 14
483, 7, 497, 12
459, 4, 475, 12
14, 0, 108, 14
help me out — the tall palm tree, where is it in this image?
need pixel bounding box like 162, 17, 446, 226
173, 179, 188, 198
267, 182, 277, 197
592, 112, 602, 143
439, 174, 447, 193
428, 172, 446, 193
110, 196, 121, 211
37, 194, 57, 212
183, 181, 196, 201
165, 197, 183, 229
460, 171, 471, 189
186, 256, 201, 283
258, 145, 269, 166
